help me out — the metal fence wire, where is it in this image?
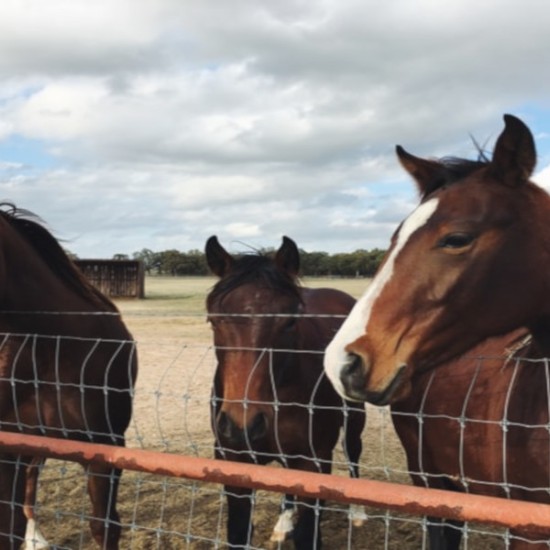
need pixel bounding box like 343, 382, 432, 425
1, 312, 550, 549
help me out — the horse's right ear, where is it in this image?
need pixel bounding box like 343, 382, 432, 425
488, 114, 536, 186
275, 236, 300, 278
205, 236, 233, 277
396, 145, 445, 196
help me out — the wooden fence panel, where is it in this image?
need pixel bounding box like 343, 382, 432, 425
75, 259, 145, 299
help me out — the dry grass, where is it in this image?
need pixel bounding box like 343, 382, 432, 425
119, 276, 370, 314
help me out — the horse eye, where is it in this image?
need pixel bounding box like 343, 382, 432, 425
438, 233, 475, 249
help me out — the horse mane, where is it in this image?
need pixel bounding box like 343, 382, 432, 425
421, 150, 490, 198
0, 203, 117, 312
208, 253, 302, 307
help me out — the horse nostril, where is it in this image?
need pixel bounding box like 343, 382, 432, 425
216, 411, 268, 446
340, 354, 367, 392
216, 411, 232, 439
247, 412, 268, 443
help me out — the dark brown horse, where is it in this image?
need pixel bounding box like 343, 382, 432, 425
205, 235, 366, 550
324, 115, 550, 548
0, 204, 137, 549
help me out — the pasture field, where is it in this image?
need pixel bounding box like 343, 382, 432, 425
28, 277, 506, 549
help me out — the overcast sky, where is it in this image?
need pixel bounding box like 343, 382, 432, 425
1, 0, 550, 258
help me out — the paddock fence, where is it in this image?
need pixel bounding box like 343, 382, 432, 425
1, 307, 550, 549
3, 433, 550, 540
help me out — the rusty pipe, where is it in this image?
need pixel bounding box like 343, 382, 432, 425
1, 431, 549, 536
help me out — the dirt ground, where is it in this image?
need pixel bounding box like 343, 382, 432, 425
26, 282, 510, 550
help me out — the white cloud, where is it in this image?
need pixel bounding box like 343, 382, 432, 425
1, 0, 550, 257
534, 165, 550, 192
11, 80, 107, 140
224, 222, 261, 239
0, 1, 165, 76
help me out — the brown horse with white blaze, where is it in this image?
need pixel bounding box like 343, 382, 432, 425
206, 235, 366, 550
324, 114, 550, 548
0, 204, 137, 550
325, 114, 550, 404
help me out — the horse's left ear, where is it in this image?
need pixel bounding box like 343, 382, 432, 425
396, 145, 446, 196
488, 114, 536, 186
275, 236, 300, 278
205, 236, 234, 277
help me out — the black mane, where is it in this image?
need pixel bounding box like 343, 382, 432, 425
422, 154, 489, 198
0, 203, 117, 311
208, 253, 302, 307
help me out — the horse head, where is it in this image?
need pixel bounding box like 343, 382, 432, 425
325, 114, 550, 406
206, 235, 303, 452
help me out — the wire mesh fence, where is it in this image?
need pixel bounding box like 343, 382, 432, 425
2, 309, 550, 549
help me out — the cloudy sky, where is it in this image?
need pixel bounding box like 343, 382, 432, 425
1, 0, 550, 258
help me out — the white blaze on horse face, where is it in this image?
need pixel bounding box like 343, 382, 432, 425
324, 198, 440, 397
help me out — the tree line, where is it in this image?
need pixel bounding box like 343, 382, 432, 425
109, 247, 387, 278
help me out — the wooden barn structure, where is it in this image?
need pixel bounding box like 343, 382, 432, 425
75, 259, 145, 299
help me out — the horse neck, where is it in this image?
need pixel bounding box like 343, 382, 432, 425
0, 235, 104, 333
517, 185, 550, 342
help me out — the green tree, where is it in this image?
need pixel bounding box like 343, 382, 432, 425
156, 250, 185, 275
300, 251, 330, 276
179, 250, 208, 275
133, 248, 158, 274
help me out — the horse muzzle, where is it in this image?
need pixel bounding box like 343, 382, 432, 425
216, 410, 269, 449
339, 354, 408, 406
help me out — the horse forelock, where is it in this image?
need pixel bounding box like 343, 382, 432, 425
421, 156, 489, 199
207, 253, 302, 310
0, 203, 117, 312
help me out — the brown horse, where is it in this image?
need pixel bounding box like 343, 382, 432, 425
323, 114, 550, 548
0, 204, 137, 550
205, 235, 366, 550
392, 329, 549, 549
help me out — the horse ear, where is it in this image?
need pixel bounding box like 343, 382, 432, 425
275, 236, 300, 278
205, 236, 233, 277
488, 114, 536, 186
396, 145, 445, 196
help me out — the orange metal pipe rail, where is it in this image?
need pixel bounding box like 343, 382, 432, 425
1, 431, 550, 536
